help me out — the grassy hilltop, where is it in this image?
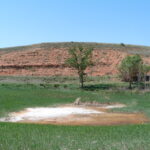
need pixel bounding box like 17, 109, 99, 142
1, 42, 150, 56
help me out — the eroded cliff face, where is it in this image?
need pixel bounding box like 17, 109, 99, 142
0, 47, 149, 76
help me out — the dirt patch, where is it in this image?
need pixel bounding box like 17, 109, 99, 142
0, 104, 149, 126
33, 113, 148, 126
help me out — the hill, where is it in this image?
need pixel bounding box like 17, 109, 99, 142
0, 42, 150, 76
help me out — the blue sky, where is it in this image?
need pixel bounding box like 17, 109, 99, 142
0, 0, 150, 48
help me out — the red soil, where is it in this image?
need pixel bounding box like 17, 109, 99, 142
0, 48, 149, 76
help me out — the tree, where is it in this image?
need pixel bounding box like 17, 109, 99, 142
139, 64, 150, 88
119, 55, 145, 89
66, 45, 93, 88
140, 64, 150, 76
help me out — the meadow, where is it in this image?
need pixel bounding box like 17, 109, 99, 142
0, 123, 150, 150
0, 76, 150, 150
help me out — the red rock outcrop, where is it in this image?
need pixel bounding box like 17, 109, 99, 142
0, 47, 149, 76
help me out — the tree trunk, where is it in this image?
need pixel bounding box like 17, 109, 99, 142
80, 74, 84, 88
138, 73, 141, 89
129, 81, 132, 89
79, 72, 84, 88
81, 79, 84, 88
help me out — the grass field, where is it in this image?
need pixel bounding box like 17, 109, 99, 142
0, 123, 150, 150
0, 77, 150, 150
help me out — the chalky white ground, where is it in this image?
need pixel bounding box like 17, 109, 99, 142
0, 104, 125, 122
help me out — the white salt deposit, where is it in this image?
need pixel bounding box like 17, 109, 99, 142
0, 104, 125, 123
0, 107, 103, 122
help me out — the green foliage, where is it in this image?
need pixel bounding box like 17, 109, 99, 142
66, 45, 93, 88
119, 55, 150, 88
53, 84, 60, 88
142, 64, 150, 74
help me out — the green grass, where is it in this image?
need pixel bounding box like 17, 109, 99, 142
0, 123, 150, 150
1, 42, 150, 56
0, 75, 118, 85
0, 82, 150, 150
0, 83, 150, 117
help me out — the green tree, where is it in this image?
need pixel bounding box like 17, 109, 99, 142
140, 64, 150, 76
66, 45, 93, 88
119, 55, 145, 89
139, 64, 150, 88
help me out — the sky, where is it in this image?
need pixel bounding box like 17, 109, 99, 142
0, 0, 150, 48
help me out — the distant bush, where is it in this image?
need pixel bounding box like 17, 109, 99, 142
63, 84, 68, 88
120, 43, 125, 47
54, 84, 60, 88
